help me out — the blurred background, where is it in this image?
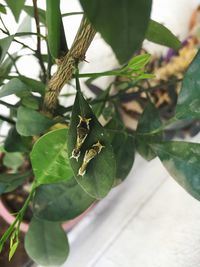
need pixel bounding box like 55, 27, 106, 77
1, 0, 200, 266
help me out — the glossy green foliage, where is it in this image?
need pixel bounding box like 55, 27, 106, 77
33, 178, 95, 221
136, 102, 162, 161
24, 5, 46, 24
0, 78, 45, 98
3, 152, 24, 171
5, 0, 25, 21
146, 20, 181, 50
0, 36, 13, 65
0, 4, 6, 14
19, 76, 45, 95
16, 107, 54, 136
0, 78, 28, 98
21, 95, 40, 110
25, 217, 69, 266
0, 171, 31, 195
17, 15, 32, 34
68, 91, 116, 199
46, 0, 68, 59
106, 116, 135, 181
153, 141, 200, 201
175, 50, 200, 120
4, 127, 32, 153
31, 129, 73, 185
80, 0, 152, 64
0, 53, 18, 84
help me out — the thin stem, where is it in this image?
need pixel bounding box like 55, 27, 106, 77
32, 0, 47, 83
0, 184, 36, 251
62, 11, 84, 17
0, 114, 15, 124
106, 128, 135, 138
47, 46, 52, 81
75, 65, 81, 92
0, 28, 36, 52
15, 32, 46, 39
0, 16, 9, 34
137, 116, 178, 136
13, 38, 36, 52
78, 70, 118, 79
0, 100, 16, 109
7, 52, 21, 75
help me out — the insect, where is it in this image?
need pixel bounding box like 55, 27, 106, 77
78, 141, 104, 176
71, 115, 91, 161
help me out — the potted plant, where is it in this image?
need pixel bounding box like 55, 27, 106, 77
0, 0, 200, 266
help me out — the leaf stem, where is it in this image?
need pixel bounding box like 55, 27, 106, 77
75, 72, 81, 93
0, 16, 9, 34
32, 0, 47, 83
0, 28, 36, 53
0, 183, 36, 253
7, 52, 21, 75
0, 114, 15, 124
62, 11, 84, 17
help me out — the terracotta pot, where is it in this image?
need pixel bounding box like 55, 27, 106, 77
0, 200, 95, 233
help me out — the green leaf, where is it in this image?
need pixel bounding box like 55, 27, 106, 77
175, 50, 200, 120
0, 78, 44, 98
33, 178, 95, 221
17, 15, 32, 35
24, 5, 46, 25
0, 78, 27, 98
127, 53, 151, 70
0, 53, 19, 82
19, 76, 45, 95
16, 106, 54, 136
21, 95, 40, 110
3, 152, 24, 171
136, 102, 162, 161
31, 128, 73, 185
0, 4, 7, 14
0, 171, 31, 195
92, 88, 111, 118
25, 217, 69, 266
80, 0, 152, 64
46, 0, 68, 59
146, 20, 181, 50
0, 36, 14, 65
4, 127, 32, 153
152, 141, 200, 201
9, 241, 19, 261
5, 0, 25, 21
106, 117, 135, 181
68, 91, 116, 199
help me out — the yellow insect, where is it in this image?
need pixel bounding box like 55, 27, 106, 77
78, 141, 104, 176
71, 115, 91, 161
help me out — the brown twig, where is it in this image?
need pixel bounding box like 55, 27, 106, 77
32, 0, 47, 83
42, 16, 96, 115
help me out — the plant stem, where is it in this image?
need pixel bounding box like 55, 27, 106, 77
62, 12, 84, 17
7, 52, 21, 75
0, 28, 36, 53
0, 184, 36, 251
78, 70, 119, 79
15, 32, 45, 39
32, 0, 47, 83
0, 114, 15, 124
42, 16, 96, 115
0, 100, 16, 109
0, 16, 9, 34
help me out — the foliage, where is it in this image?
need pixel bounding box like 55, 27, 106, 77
0, 0, 199, 266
